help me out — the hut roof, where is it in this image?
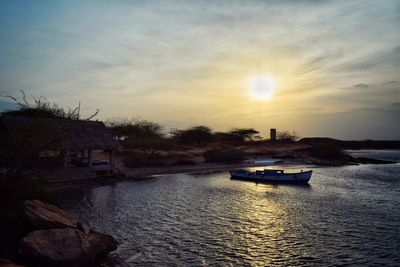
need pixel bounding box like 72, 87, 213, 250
0, 115, 120, 151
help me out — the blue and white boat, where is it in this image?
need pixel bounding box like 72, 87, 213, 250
230, 169, 312, 184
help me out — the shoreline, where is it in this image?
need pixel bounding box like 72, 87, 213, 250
120, 160, 310, 178
47, 149, 399, 193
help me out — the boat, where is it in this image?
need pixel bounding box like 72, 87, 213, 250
230, 169, 312, 184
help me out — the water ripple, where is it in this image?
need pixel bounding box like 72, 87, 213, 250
59, 157, 400, 266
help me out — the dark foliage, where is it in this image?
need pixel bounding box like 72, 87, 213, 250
213, 132, 243, 143
172, 126, 213, 145
106, 118, 163, 141
121, 138, 176, 166
308, 144, 348, 160
169, 159, 196, 166
229, 128, 260, 142
204, 148, 245, 163
122, 151, 165, 168
2, 91, 98, 120
277, 130, 298, 142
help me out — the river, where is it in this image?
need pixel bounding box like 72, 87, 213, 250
59, 150, 400, 266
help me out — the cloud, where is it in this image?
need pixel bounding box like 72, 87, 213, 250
382, 81, 398, 85
341, 83, 369, 90
0, 0, 399, 139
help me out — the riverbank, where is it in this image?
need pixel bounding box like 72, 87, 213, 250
45, 147, 398, 193
111, 145, 397, 180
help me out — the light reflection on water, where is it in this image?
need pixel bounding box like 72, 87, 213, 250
59, 153, 400, 266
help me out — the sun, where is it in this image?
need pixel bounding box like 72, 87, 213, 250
248, 74, 276, 101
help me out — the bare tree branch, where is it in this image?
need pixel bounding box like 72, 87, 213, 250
85, 109, 99, 120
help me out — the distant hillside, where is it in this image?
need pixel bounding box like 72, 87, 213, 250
298, 137, 400, 149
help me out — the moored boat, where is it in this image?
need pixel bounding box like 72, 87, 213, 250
230, 169, 312, 184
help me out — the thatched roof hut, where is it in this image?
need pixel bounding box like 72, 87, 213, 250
0, 114, 120, 151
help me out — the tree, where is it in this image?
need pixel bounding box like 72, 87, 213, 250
277, 130, 298, 142
213, 132, 243, 143
1, 90, 98, 120
122, 138, 176, 165
106, 118, 163, 141
229, 128, 260, 142
171, 126, 213, 145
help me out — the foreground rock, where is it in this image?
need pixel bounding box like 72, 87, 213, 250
24, 200, 78, 229
20, 228, 117, 267
0, 259, 24, 267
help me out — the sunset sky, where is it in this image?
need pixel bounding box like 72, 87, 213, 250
0, 0, 399, 139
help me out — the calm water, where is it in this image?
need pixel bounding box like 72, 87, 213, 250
59, 151, 400, 266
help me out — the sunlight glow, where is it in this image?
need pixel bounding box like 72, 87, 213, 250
248, 74, 276, 101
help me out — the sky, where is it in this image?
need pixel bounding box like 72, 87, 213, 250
0, 0, 399, 140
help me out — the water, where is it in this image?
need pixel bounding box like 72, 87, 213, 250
59, 151, 400, 266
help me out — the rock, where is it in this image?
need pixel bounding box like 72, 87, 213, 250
20, 228, 118, 267
24, 200, 78, 229
0, 259, 24, 267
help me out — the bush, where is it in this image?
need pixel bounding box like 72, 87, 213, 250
212, 132, 243, 143
277, 130, 298, 142
229, 128, 260, 142
171, 126, 213, 145
121, 150, 166, 168
169, 159, 196, 166
308, 144, 348, 160
204, 148, 245, 163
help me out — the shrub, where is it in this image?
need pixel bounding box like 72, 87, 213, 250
277, 130, 298, 142
308, 144, 348, 160
204, 148, 245, 163
171, 126, 213, 145
121, 149, 166, 168
169, 159, 196, 166
213, 132, 243, 143
106, 118, 164, 141
229, 128, 260, 142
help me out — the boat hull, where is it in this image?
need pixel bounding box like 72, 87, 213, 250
230, 170, 312, 184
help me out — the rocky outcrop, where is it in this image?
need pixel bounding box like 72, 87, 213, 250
0, 259, 24, 267
24, 200, 78, 229
19, 200, 118, 266
20, 228, 117, 267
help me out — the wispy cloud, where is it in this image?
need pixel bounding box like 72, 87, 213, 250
0, 0, 399, 138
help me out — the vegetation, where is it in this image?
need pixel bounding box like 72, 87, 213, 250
229, 128, 260, 142
212, 132, 243, 143
122, 137, 176, 164
308, 144, 348, 160
204, 148, 245, 163
2, 91, 98, 120
277, 130, 298, 142
171, 126, 213, 145
106, 118, 163, 141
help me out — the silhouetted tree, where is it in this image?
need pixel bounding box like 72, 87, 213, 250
172, 126, 213, 145
277, 130, 298, 142
229, 128, 260, 142
106, 118, 163, 141
213, 132, 243, 143
1, 90, 98, 120
122, 138, 176, 165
